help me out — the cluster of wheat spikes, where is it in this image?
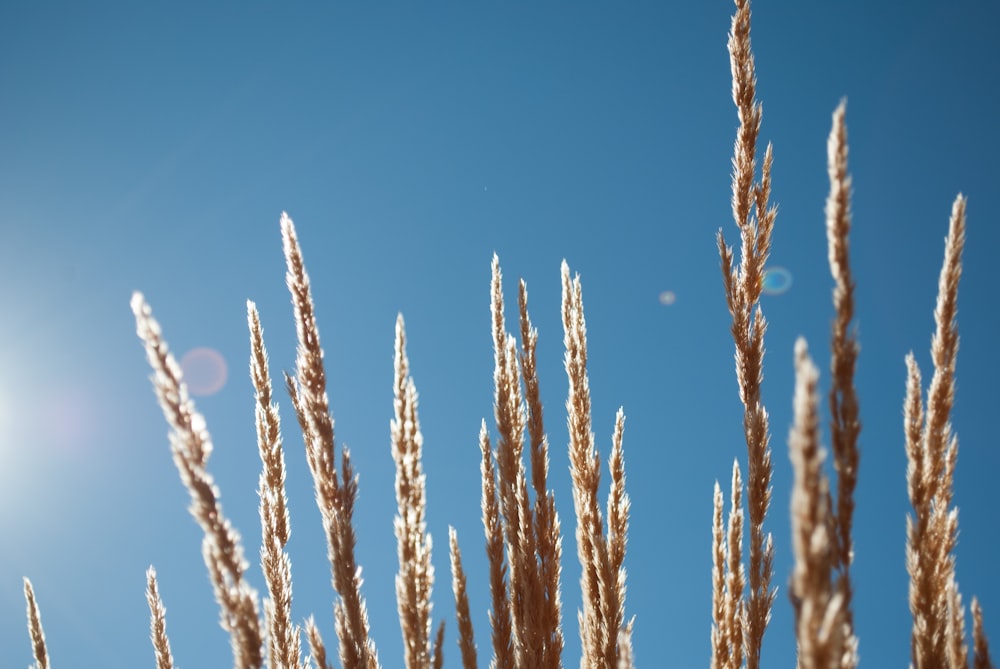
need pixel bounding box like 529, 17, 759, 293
19, 0, 995, 667
709, 1, 993, 668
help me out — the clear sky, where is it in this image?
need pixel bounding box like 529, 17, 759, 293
1, 2, 998, 667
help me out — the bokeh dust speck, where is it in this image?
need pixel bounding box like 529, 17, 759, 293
658, 290, 677, 306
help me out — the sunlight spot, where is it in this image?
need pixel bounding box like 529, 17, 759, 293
761, 267, 792, 295
0, 387, 11, 446
658, 290, 677, 306
45, 386, 97, 453
179, 347, 228, 396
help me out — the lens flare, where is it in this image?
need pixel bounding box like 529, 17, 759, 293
658, 290, 677, 306
761, 267, 792, 295
179, 347, 228, 396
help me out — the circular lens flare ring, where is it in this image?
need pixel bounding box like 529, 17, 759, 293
761, 267, 792, 295
179, 347, 228, 396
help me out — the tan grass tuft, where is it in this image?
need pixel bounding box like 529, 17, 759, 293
489, 255, 540, 664
711, 480, 727, 669
824, 100, 860, 668
616, 625, 635, 669
904, 195, 971, 669
606, 407, 630, 642
973, 598, 996, 669
517, 277, 565, 668
281, 213, 380, 669
494, 256, 571, 667
562, 259, 630, 668
715, 0, 778, 665
469, 256, 573, 668
788, 338, 845, 669
146, 567, 177, 669
392, 313, 437, 669
448, 527, 479, 669
131, 292, 263, 669
24, 578, 50, 669
432, 621, 445, 669
249, 300, 304, 669
711, 461, 745, 669
479, 420, 514, 668
304, 616, 332, 669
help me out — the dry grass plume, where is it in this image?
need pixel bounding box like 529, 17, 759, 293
17, 1, 994, 667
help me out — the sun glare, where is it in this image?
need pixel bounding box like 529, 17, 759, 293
0, 387, 10, 447
0, 383, 30, 527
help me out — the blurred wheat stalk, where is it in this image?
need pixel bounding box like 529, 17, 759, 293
20, 0, 994, 668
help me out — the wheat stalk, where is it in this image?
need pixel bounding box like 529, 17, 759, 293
146, 567, 177, 669
606, 407, 630, 644
714, 0, 777, 665
562, 260, 630, 669
304, 616, 332, 669
788, 338, 846, 669
517, 277, 565, 669
616, 627, 635, 669
249, 300, 305, 669
467, 256, 629, 668
904, 196, 962, 668
903, 194, 992, 669
469, 257, 574, 668
777, 100, 863, 669
391, 313, 439, 669
973, 598, 996, 669
489, 257, 539, 665
132, 292, 264, 669
448, 527, 479, 669
23, 578, 50, 669
479, 420, 514, 669
711, 479, 727, 669
823, 100, 861, 669
711, 460, 745, 669
280, 213, 380, 669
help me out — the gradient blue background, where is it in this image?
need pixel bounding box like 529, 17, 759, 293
2, 2, 998, 666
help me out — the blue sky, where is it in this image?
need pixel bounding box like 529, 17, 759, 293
1, 1, 998, 666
